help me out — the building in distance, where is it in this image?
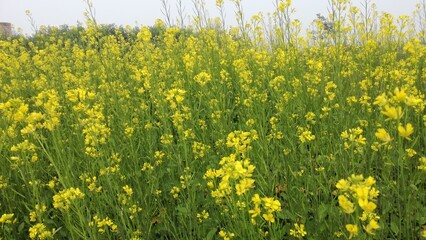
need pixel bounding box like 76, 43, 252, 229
0, 22, 13, 36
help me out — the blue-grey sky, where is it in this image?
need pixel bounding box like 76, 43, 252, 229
0, 0, 419, 35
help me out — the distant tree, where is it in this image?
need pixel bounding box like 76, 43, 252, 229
316, 13, 335, 36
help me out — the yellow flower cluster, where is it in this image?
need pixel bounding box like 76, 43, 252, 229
0, 175, 7, 189
170, 186, 180, 199
248, 194, 282, 224
160, 134, 174, 145
341, 127, 366, 154
219, 230, 235, 240
204, 130, 259, 201
136, 26, 152, 43
128, 204, 142, 220
29, 223, 55, 240
192, 141, 210, 159
277, 0, 292, 12
324, 81, 337, 102
374, 87, 423, 119
81, 105, 111, 157
418, 157, 426, 171
205, 152, 256, 200
0, 213, 16, 224
371, 87, 422, 153
226, 130, 258, 155
99, 152, 121, 176
52, 187, 85, 211
2, 101, 31, 137
215, 0, 224, 7
289, 223, 307, 239
196, 210, 209, 223
269, 76, 286, 92
0, 90, 62, 168
336, 174, 380, 238
267, 116, 284, 140
89, 215, 118, 234
165, 88, 186, 110
46, 177, 59, 189
118, 185, 134, 205
194, 71, 212, 87
141, 162, 154, 171
297, 126, 315, 143
33, 90, 61, 131
179, 167, 192, 189
0, 98, 29, 123
65, 88, 110, 157
80, 174, 102, 192
29, 204, 47, 222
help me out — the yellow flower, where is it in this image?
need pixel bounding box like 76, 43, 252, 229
196, 210, 209, 223
298, 129, 315, 143
369, 187, 380, 199
124, 127, 134, 137
194, 71, 212, 87
364, 219, 380, 235
354, 187, 369, 200
216, 0, 224, 7
0, 176, 8, 189
123, 185, 133, 196
345, 224, 359, 239
336, 179, 350, 191
170, 186, 180, 199
89, 215, 118, 233
29, 223, 54, 240
235, 178, 255, 195
373, 93, 388, 106
278, 2, 286, 12
262, 212, 275, 223
252, 193, 262, 205
338, 195, 355, 214
358, 199, 377, 213
393, 87, 407, 102
405, 95, 422, 106
375, 128, 392, 143
406, 148, 417, 157
0, 213, 15, 224
53, 187, 85, 211
398, 123, 414, 140
418, 157, 426, 171
219, 230, 235, 240
29, 204, 47, 222
289, 223, 307, 239
248, 206, 261, 218
364, 176, 376, 187
381, 105, 403, 120
262, 197, 281, 212
137, 27, 152, 43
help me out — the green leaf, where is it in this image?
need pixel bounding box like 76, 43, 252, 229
205, 228, 217, 240
317, 203, 328, 221
18, 222, 25, 233
390, 221, 399, 234
280, 209, 296, 221
409, 183, 418, 191
176, 205, 189, 215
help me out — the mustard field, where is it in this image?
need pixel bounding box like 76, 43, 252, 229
0, 0, 425, 239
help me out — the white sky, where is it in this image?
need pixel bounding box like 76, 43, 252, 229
0, 0, 420, 35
